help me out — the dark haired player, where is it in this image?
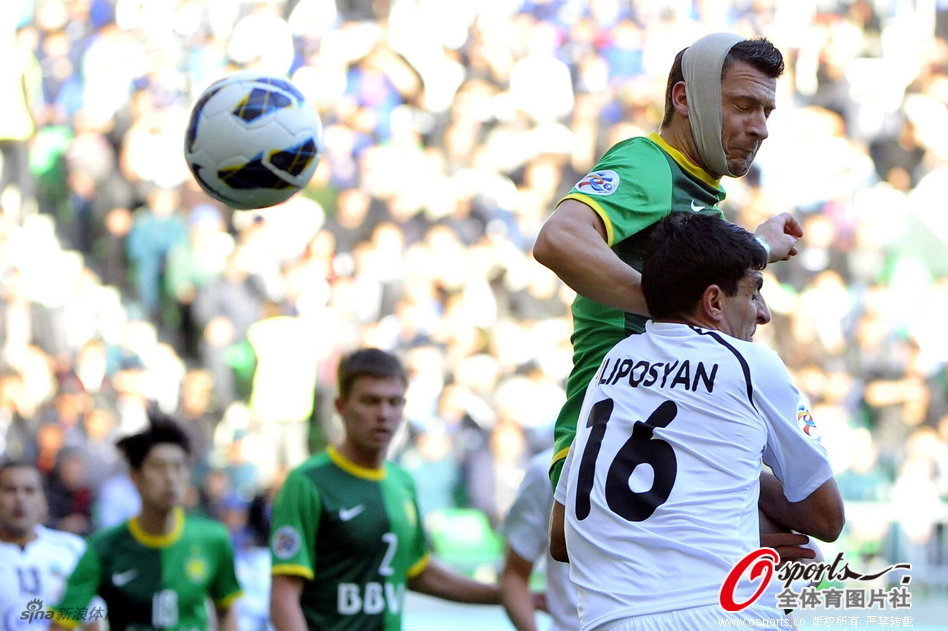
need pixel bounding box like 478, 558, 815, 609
51, 419, 241, 631
534, 34, 804, 490
550, 214, 843, 629
0, 461, 97, 630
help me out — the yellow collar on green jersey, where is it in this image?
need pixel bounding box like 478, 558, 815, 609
328, 445, 387, 481
649, 132, 722, 188
128, 506, 185, 548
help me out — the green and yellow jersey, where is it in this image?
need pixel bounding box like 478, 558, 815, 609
52, 508, 241, 630
550, 132, 726, 486
270, 446, 428, 631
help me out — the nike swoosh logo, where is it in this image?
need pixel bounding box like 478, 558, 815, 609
690, 199, 706, 213
112, 569, 138, 587
339, 505, 365, 522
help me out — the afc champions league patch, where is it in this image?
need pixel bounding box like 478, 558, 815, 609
575, 170, 619, 196
272, 525, 302, 560
797, 403, 820, 439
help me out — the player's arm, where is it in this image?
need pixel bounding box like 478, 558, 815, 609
754, 351, 845, 543
500, 545, 539, 631
500, 454, 555, 631
549, 444, 575, 563
270, 574, 308, 631
533, 198, 649, 315
407, 558, 501, 604
215, 601, 238, 631
759, 471, 844, 542
268, 470, 320, 631
50, 544, 103, 631
548, 499, 568, 563
752, 212, 803, 263
758, 509, 817, 563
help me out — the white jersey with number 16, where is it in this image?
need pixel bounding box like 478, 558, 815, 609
554, 321, 834, 631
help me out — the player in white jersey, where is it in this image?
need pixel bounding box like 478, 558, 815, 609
0, 462, 95, 631
501, 448, 579, 631
550, 214, 844, 631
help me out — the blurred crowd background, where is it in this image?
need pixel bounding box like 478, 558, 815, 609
0, 0, 946, 627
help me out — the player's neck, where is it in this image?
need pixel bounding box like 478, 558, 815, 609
659, 123, 707, 174
0, 526, 37, 548
136, 505, 179, 536
662, 315, 718, 332
335, 441, 385, 471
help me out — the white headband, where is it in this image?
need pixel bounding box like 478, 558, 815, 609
682, 33, 745, 177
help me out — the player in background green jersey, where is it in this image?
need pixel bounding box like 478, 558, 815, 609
269, 348, 501, 631
535, 34, 805, 490
51, 418, 241, 631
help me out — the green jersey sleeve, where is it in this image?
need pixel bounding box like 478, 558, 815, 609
563, 136, 674, 246
270, 468, 322, 579
50, 543, 103, 628
405, 479, 429, 578
210, 526, 242, 607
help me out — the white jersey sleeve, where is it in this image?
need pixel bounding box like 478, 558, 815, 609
503, 450, 555, 562
750, 347, 834, 502
503, 448, 580, 631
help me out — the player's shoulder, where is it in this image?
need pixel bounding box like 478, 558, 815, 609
730, 336, 784, 368
383, 460, 415, 487
521, 449, 556, 498
289, 451, 334, 478
183, 511, 232, 540
528, 448, 555, 475
277, 452, 333, 492
713, 334, 790, 382
602, 134, 661, 158
658, 325, 789, 378
85, 521, 134, 552
597, 135, 670, 172
34, 524, 85, 549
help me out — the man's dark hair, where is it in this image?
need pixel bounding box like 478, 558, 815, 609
641, 214, 767, 320
337, 348, 407, 400
661, 37, 784, 128
116, 413, 191, 470
0, 460, 40, 479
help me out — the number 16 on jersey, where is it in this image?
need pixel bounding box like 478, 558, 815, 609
574, 398, 679, 522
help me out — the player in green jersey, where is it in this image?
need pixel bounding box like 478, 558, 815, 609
269, 348, 501, 631
534, 34, 805, 489
51, 418, 241, 631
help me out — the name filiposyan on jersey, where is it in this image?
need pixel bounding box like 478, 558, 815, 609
597, 356, 718, 393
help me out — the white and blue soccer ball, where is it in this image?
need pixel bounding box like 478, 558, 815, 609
184, 73, 323, 210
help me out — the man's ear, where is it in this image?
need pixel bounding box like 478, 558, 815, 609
672, 81, 689, 118
700, 284, 725, 323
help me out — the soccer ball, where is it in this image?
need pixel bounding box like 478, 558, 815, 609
184, 73, 323, 210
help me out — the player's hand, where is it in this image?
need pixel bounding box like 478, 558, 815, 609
532, 591, 549, 613
761, 531, 816, 565
753, 213, 804, 263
